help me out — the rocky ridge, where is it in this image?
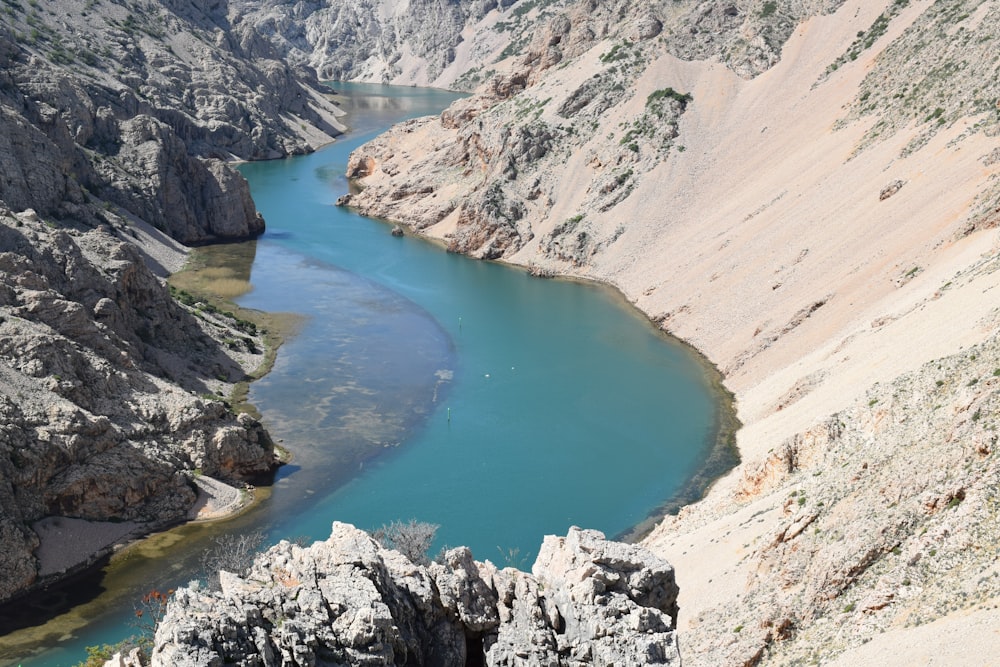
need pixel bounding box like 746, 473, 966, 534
150, 522, 680, 667
229, 0, 525, 90
231, 0, 848, 92
0, 0, 346, 604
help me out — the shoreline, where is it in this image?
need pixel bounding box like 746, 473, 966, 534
5, 476, 260, 618
350, 209, 745, 547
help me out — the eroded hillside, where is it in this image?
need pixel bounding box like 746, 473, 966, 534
0, 0, 344, 604
338, 0, 1000, 663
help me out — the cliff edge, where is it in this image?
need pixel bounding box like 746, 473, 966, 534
151, 523, 680, 667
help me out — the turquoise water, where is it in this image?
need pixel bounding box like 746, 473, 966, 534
3, 83, 722, 666
236, 83, 719, 561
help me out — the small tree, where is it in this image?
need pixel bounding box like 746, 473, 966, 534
74, 589, 171, 666
200, 529, 266, 590
133, 589, 171, 634
371, 520, 439, 566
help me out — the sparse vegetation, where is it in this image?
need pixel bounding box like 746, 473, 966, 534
371, 519, 439, 566
646, 87, 692, 111
200, 530, 267, 590
73, 589, 171, 666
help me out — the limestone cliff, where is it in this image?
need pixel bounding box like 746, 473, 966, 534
230, 0, 524, 90
0, 0, 346, 244
0, 0, 345, 604
151, 523, 680, 666
340, 0, 1000, 663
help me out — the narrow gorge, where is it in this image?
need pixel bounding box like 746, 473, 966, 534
3, 0, 1000, 666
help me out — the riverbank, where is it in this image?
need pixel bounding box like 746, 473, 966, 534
338, 0, 1000, 662
29, 475, 250, 581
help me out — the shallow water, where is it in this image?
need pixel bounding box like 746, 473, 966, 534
2, 83, 726, 666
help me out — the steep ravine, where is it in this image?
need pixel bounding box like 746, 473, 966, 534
334, 0, 1000, 663
0, 0, 344, 605
6, 0, 1000, 665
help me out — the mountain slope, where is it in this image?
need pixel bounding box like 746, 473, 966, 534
338, 0, 1000, 663
230, 0, 525, 89
0, 0, 344, 605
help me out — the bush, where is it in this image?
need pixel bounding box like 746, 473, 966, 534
200, 530, 266, 589
371, 520, 439, 565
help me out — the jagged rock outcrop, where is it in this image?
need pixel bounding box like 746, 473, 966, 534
0, 206, 276, 603
0, 0, 348, 603
151, 523, 681, 666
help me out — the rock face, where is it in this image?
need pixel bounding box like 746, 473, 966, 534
0, 0, 346, 603
230, 0, 521, 89
0, 0, 344, 245
233, 0, 848, 91
151, 523, 680, 666
0, 207, 276, 603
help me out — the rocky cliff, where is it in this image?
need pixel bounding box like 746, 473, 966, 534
229, 0, 524, 90
0, 206, 276, 601
151, 523, 680, 666
0, 0, 345, 245
0, 0, 345, 604
338, 0, 1000, 664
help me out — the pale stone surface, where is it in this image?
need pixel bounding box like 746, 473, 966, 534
150, 523, 680, 667
337, 0, 1000, 664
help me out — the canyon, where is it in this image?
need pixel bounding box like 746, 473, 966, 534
2, 0, 1000, 665
328, 0, 1000, 663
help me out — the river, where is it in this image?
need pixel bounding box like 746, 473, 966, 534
1, 83, 730, 666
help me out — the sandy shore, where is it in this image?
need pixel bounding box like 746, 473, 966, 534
187, 475, 250, 522
32, 516, 148, 578
31, 476, 249, 578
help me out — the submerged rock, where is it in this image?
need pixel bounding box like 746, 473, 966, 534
151, 523, 681, 666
